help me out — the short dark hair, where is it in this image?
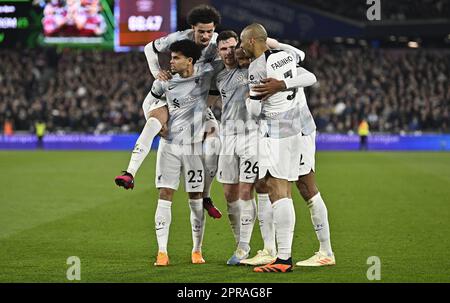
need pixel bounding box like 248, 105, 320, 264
187, 5, 221, 26
169, 40, 202, 64
217, 30, 238, 44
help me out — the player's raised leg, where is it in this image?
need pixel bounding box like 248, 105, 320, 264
202, 117, 222, 219
115, 98, 168, 189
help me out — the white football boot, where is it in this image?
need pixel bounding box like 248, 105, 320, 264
240, 249, 276, 266
295, 251, 336, 267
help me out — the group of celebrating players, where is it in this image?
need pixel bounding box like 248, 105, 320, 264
114, 5, 335, 273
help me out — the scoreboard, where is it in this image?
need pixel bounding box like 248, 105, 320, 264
0, 0, 34, 47
114, 0, 176, 51
0, 0, 177, 50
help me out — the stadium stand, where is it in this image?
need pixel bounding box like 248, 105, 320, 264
297, 0, 450, 21
1, 44, 448, 134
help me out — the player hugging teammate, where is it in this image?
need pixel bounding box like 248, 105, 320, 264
115, 5, 335, 272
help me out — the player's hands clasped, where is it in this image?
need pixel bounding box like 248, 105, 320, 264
253, 78, 287, 101
157, 70, 173, 81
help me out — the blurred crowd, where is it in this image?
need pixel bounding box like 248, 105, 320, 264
0, 45, 448, 134
299, 0, 449, 21
0, 48, 150, 134
305, 44, 449, 133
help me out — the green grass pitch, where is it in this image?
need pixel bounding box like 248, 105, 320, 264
0, 151, 449, 283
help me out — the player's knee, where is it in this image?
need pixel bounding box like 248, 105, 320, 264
159, 188, 174, 201
267, 181, 288, 202
296, 179, 318, 201
239, 184, 254, 200
188, 192, 203, 200
255, 179, 269, 193
149, 106, 169, 125
224, 188, 239, 203
268, 191, 285, 203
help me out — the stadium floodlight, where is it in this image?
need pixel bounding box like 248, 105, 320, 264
408, 41, 419, 48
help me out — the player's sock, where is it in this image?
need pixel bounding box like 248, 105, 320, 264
272, 198, 296, 260
189, 199, 205, 253
227, 200, 241, 244
202, 136, 220, 198
307, 192, 333, 256
202, 161, 216, 198
126, 117, 162, 177
257, 193, 276, 256
238, 199, 256, 253
155, 199, 172, 253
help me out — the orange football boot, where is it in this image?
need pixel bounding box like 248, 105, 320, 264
192, 251, 206, 264
254, 257, 293, 273
154, 252, 169, 266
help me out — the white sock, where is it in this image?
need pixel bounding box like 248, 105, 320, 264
307, 192, 333, 256
202, 136, 219, 197
155, 199, 172, 253
272, 198, 295, 260
257, 193, 276, 256
227, 200, 241, 245
238, 199, 256, 252
189, 199, 205, 253
127, 117, 162, 177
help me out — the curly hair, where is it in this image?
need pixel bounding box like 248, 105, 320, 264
169, 39, 202, 64
187, 5, 221, 26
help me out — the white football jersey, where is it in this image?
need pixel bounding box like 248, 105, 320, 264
294, 79, 316, 136
214, 67, 257, 135
248, 50, 302, 138
151, 64, 215, 144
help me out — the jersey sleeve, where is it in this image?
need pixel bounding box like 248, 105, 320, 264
152, 30, 186, 53
151, 80, 166, 99
283, 67, 317, 89
278, 43, 305, 65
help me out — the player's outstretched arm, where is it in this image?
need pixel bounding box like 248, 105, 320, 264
252, 67, 317, 99
285, 66, 317, 89
278, 43, 305, 63
144, 41, 168, 80
266, 38, 306, 63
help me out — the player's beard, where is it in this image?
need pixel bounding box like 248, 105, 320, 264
225, 56, 235, 66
